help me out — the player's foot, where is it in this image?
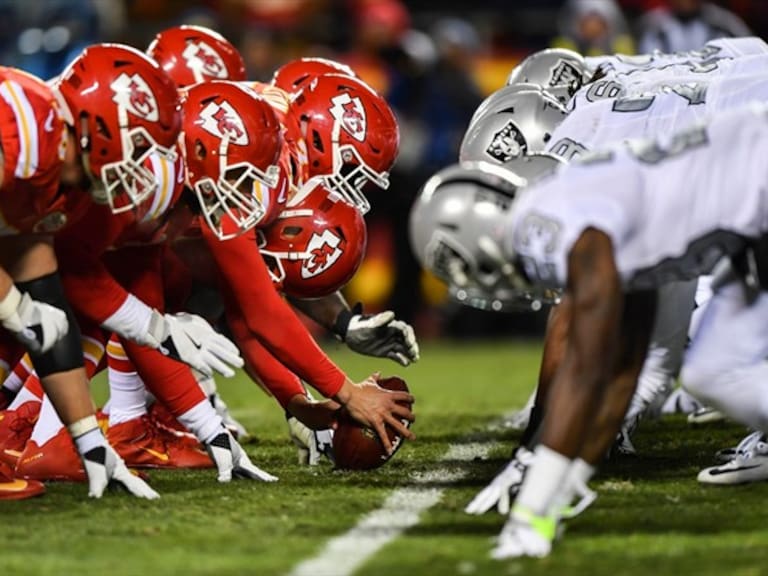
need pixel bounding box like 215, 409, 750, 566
0, 460, 45, 500
559, 481, 598, 520
698, 436, 768, 485
714, 430, 765, 463
490, 505, 556, 559
107, 415, 213, 469
0, 400, 40, 467
687, 405, 726, 425
611, 425, 637, 458
16, 428, 86, 482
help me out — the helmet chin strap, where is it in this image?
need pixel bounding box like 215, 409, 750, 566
77, 116, 108, 204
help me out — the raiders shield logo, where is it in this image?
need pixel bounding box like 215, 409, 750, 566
182, 42, 228, 81
550, 60, 582, 88
485, 120, 527, 163
111, 73, 159, 122
329, 93, 367, 142
199, 100, 249, 146
302, 229, 344, 278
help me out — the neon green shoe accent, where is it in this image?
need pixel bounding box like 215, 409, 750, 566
511, 505, 557, 541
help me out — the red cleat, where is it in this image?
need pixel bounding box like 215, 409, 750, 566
0, 460, 45, 500
107, 415, 212, 469
15, 427, 86, 482
0, 401, 40, 468
148, 402, 202, 450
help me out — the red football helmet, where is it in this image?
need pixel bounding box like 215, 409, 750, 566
147, 25, 247, 88
290, 73, 399, 214
54, 43, 182, 214
271, 57, 357, 94
259, 177, 367, 298
181, 80, 287, 240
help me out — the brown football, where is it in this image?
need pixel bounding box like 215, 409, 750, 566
333, 376, 413, 470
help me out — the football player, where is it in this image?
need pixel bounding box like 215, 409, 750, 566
411, 102, 768, 557
0, 56, 161, 499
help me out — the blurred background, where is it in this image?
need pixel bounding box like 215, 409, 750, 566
8, 0, 766, 339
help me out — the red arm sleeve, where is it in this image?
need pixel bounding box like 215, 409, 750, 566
227, 310, 306, 408
202, 224, 346, 398
54, 204, 135, 324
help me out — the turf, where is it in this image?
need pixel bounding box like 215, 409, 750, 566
1, 339, 765, 576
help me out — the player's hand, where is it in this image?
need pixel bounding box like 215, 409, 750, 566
287, 414, 335, 465
341, 310, 420, 366
152, 312, 244, 378
0, 290, 69, 354
205, 428, 278, 482
465, 448, 532, 515
81, 444, 160, 500
335, 376, 415, 454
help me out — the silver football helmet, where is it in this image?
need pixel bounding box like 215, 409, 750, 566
459, 90, 568, 164
467, 82, 545, 130
506, 48, 593, 105
409, 161, 553, 312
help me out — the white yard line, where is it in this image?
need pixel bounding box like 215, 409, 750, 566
288, 441, 500, 576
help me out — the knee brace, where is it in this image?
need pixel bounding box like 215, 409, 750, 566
16, 273, 84, 377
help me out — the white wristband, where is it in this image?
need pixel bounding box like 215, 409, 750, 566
67, 415, 99, 438
102, 293, 155, 344
0, 285, 22, 321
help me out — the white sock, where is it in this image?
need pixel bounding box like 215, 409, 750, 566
516, 444, 572, 516
178, 400, 224, 444
72, 427, 106, 455
29, 395, 65, 445
8, 385, 43, 410
107, 367, 149, 426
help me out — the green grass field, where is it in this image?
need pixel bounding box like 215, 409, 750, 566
1, 339, 767, 576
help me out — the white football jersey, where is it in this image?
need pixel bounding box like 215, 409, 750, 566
549, 72, 768, 160
507, 103, 768, 291
585, 36, 768, 76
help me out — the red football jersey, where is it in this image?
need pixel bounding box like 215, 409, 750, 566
0, 67, 69, 235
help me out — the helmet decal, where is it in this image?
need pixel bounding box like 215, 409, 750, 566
485, 121, 527, 163
111, 73, 158, 121
549, 60, 582, 87
199, 100, 248, 145
302, 229, 344, 278
182, 41, 228, 79
329, 93, 367, 142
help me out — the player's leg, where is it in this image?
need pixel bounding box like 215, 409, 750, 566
681, 277, 768, 484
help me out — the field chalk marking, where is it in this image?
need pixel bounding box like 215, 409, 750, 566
288, 441, 499, 576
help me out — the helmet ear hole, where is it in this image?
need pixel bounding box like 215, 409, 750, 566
281, 225, 302, 238
94, 116, 112, 139
194, 139, 207, 161
311, 130, 324, 154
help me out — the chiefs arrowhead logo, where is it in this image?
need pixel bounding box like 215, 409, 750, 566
199, 100, 249, 146
302, 229, 344, 278
182, 41, 228, 80
329, 93, 367, 142
111, 73, 158, 121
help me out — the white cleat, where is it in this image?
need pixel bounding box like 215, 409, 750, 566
714, 430, 763, 463
490, 506, 556, 560
660, 387, 703, 416
698, 436, 768, 485
687, 406, 726, 425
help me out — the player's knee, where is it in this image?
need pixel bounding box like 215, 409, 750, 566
16, 273, 84, 377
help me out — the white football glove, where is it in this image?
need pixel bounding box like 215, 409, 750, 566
205, 428, 278, 483
81, 444, 160, 500
465, 447, 533, 515
148, 312, 244, 378
0, 289, 69, 354
287, 414, 334, 466
340, 308, 420, 367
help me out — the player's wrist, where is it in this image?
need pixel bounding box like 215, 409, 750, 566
333, 302, 364, 340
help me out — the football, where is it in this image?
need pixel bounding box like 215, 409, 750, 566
333, 376, 413, 470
